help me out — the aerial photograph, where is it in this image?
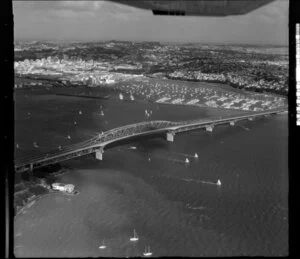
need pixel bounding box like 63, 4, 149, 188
13, 0, 288, 257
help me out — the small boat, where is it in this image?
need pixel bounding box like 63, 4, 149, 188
67, 135, 71, 139
74, 121, 77, 125
33, 142, 39, 148
148, 157, 151, 162
79, 110, 82, 115
16, 144, 19, 149
194, 153, 198, 158
129, 229, 139, 242
129, 146, 137, 150
143, 246, 152, 257
119, 93, 124, 100
100, 111, 104, 116
99, 240, 106, 249
216, 179, 222, 186
58, 145, 62, 150
130, 94, 135, 100
185, 158, 190, 164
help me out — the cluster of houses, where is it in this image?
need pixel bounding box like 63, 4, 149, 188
14, 57, 144, 87
168, 70, 287, 95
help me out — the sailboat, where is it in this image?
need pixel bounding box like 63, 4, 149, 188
194, 153, 198, 158
100, 110, 104, 116
143, 246, 152, 257
99, 240, 106, 249
185, 158, 190, 164
129, 229, 139, 242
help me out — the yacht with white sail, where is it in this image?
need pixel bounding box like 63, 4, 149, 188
129, 229, 139, 242
143, 246, 152, 257
99, 240, 106, 249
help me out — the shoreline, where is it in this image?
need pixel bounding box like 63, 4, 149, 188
14, 167, 72, 217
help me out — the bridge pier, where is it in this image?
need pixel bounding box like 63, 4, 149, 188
166, 132, 175, 142
229, 121, 235, 126
95, 148, 104, 160
205, 125, 214, 132
28, 164, 34, 178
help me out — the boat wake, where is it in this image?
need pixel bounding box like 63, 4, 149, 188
161, 175, 221, 186
168, 158, 191, 164
168, 158, 184, 163
186, 203, 208, 210
171, 151, 198, 158
238, 125, 250, 131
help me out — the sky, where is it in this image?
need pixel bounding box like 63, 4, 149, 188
13, 0, 288, 45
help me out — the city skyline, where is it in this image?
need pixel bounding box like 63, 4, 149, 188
13, 0, 288, 45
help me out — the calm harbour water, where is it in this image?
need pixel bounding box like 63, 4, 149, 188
14, 87, 288, 257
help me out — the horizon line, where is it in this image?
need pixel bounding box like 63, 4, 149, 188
14, 38, 288, 47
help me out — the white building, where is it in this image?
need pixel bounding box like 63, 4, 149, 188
52, 183, 75, 193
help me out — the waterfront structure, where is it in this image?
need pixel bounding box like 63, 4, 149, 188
51, 183, 75, 193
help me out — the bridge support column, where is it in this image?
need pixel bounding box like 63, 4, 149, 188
229, 121, 235, 126
28, 164, 34, 178
95, 148, 104, 160
205, 125, 214, 132
166, 132, 175, 142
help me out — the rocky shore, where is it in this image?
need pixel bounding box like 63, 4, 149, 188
14, 163, 70, 216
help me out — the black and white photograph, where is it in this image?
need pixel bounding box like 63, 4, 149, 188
11, 0, 289, 257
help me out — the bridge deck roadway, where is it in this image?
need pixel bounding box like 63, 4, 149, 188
15, 109, 286, 173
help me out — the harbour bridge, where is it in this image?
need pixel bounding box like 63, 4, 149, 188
15, 109, 286, 174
